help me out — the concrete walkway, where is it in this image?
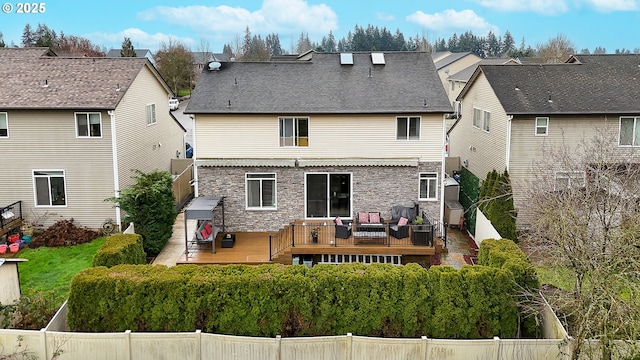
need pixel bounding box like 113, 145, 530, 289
152, 211, 195, 266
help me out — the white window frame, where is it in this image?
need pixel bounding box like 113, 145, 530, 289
619, 116, 640, 146
0, 112, 8, 138
535, 117, 549, 136
419, 172, 438, 201
33, 170, 67, 207
75, 112, 102, 138
473, 107, 491, 132
146, 103, 157, 126
396, 116, 421, 140
245, 173, 277, 210
554, 171, 585, 191
279, 117, 309, 147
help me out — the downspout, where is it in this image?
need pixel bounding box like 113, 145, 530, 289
505, 115, 513, 172
191, 115, 199, 197
439, 114, 446, 227
108, 110, 122, 229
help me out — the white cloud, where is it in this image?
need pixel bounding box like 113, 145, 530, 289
376, 12, 396, 22
406, 9, 499, 36
87, 28, 194, 52
586, 0, 638, 12
473, 0, 569, 15
137, 0, 338, 37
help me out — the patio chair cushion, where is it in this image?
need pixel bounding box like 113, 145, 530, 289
335, 216, 343, 226
397, 217, 409, 226
358, 212, 369, 223
369, 212, 381, 223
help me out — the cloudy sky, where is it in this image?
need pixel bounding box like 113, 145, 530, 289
0, 0, 638, 53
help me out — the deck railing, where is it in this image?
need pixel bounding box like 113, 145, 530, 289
0, 200, 23, 237
269, 214, 445, 260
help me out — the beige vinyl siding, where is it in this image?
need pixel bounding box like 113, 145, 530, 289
438, 54, 481, 95
449, 72, 508, 181
195, 113, 444, 162
114, 65, 185, 190
0, 110, 116, 228
509, 115, 623, 226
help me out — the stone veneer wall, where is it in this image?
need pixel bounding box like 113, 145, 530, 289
197, 162, 441, 232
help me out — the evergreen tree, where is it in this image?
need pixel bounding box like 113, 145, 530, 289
21, 23, 35, 47
486, 31, 500, 57
502, 31, 515, 56
120, 37, 136, 57
0, 32, 5, 48
222, 43, 234, 59
34, 23, 56, 47
265, 33, 283, 56
320, 30, 337, 52
295, 32, 312, 53
593, 46, 606, 54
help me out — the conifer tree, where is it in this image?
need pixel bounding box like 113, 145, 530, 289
120, 37, 136, 57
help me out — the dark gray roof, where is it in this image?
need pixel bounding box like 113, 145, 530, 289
462, 57, 640, 115
0, 48, 160, 109
192, 52, 229, 63
434, 52, 475, 70
186, 52, 451, 114
448, 58, 519, 82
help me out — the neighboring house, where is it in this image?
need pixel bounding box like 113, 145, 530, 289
191, 52, 229, 83
432, 52, 481, 96
106, 48, 155, 65
186, 51, 452, 232
0, 47, 186, 230
447, 54, 640, 229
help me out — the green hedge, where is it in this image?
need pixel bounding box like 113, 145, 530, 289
68, 262, 530, 338
92, 234, 146, 268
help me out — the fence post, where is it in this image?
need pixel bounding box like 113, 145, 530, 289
493, 336, 501, 360
125, 329, 132, 360
422, 336, 429, 360
291, 224, 295, 248
195, 330, 202, 360
346, 333, 353, 360
40, 328, 48, 360
276, 335, 282, 360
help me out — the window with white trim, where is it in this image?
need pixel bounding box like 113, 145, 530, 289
397, 116, 420, 140
619, 116, 640, 146
535, 117, 548, 136
0, 112, 7, 137
554, 171, 585, 191
419, 172, 438, 200
473, 108, 490, 132
75, 112, 102, 137
33, 170, 67, 207
246, 173, 276, 209
146, 104, 156, 125
279, 117, 308, 146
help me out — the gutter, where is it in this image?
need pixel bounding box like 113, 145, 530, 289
505, 115, 513, 172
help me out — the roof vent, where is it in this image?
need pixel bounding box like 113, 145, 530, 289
208, 61, 221, 71
371, 52, 385, 65
340, 53, 353, 65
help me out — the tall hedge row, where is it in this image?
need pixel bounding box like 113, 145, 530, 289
92, 234, 147, 268
68, 261, 529, 338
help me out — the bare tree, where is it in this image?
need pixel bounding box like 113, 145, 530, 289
536, 34, 576, 63
522, 126, 640, 360
154, 38, 194, 95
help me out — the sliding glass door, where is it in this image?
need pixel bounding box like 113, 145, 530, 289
305, 173, 351, 218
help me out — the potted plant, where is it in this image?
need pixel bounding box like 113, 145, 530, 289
310, 226, 319, 243
412, 216, 425, 231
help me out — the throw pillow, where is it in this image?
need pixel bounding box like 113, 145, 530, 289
335, 216, 343, 226
369, 212, 381, 224
204, 223, 213, 235
358, 212, 369, 223
398, 217, 409, 226
200, 229, 209, 240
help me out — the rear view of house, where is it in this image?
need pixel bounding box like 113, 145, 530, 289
186, 51, 452, 233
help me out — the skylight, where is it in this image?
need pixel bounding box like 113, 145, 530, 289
371, 52, 385, 65
340, 53, 354, 65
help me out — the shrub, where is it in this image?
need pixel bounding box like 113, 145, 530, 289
0, 290, 59, 330
92, 234, 146, 267
107, 170, 177, 257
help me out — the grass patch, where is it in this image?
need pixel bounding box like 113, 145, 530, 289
535, 266, 575, 291
17, 237, 107, 303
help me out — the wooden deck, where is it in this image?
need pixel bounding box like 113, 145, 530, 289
176, 229, 442, 266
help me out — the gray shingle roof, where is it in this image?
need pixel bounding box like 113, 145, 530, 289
433, 52, 475, 70
186, 52, 451, 114
0, 48, 156, 109
106, 48, 152, 58
464, 56, 640, 115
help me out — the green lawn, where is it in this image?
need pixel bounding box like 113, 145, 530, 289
535, 266, 575, 291
16, 237, 107, 302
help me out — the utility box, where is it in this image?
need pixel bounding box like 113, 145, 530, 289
443, 177, 460, 202
444, 200, 464, 227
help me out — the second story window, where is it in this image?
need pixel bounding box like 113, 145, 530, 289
146, 104, 157, 125
473, 108, 490, 132
535, 117, 549, 136
554, 171, 585, 191
619, 116, 639, 146
0, 112, 7, 137
397, 116, 421, 140
279, 117, 308, 147
75, 112, 102, 138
